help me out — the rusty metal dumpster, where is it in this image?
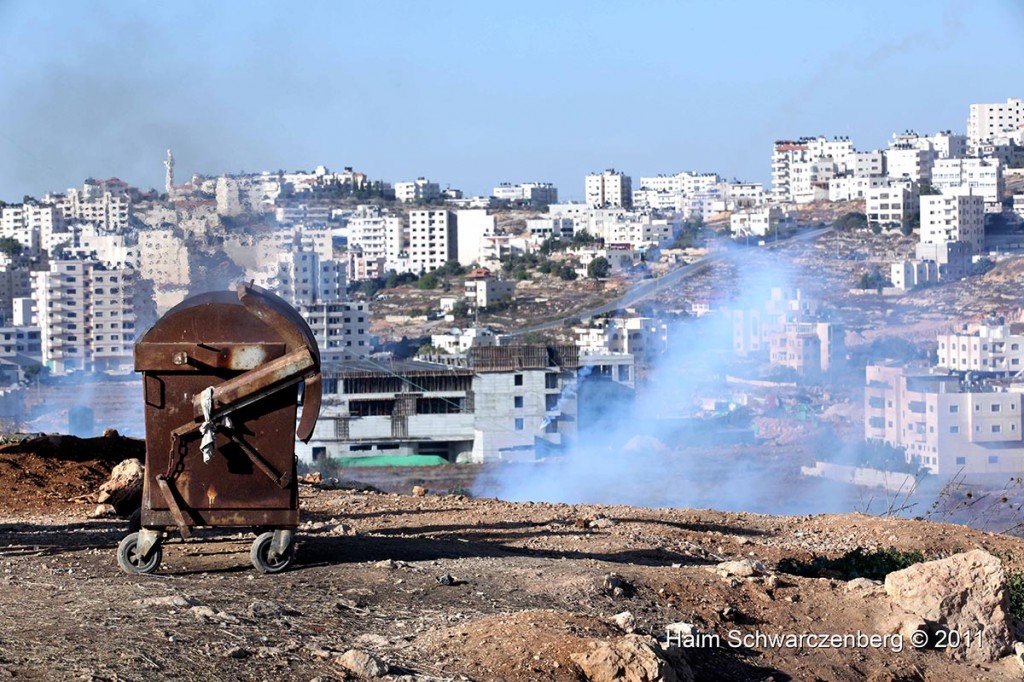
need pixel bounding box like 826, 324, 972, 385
117, 282, 321, 574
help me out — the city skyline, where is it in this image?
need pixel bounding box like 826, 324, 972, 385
0, 1, 1022, 201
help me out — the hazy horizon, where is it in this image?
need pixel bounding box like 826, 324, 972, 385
0, 0, 1021, 202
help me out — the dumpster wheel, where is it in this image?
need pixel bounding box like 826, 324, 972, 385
117, 532, 162, 575
250, 531, 294, 574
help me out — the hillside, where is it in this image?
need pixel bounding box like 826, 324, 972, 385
3, 465, 1024, 680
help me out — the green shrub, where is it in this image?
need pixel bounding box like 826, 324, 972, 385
777, 547, 925, 581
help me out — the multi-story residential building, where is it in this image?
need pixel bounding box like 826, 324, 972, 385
492, 182, 558, 205
0, 203, 64, 253
829, 175, 887, 202
865, 363, 1024, 476
967, 98, 1024, 152
586, 169, 632, 209
865, 179, 920, 228
464, 268, 514, 308
274, 202, 332, 226
885, 143, 934, 185
138, 229, 190, 314
852, 150, 887, 177
346, 206, 405, 279
395, 178, 441, 203
294, 345, 635, 464
771, 137, 856, 203
455, 209, 495, 266
31, 258, 140, 374
255, 248, 371, 363
526, 217, 575, 241
430, 326, 499, 354
919, 193, 985, 255
936, 322, 1024, 375
890, 131, 967, 162
768, 321, 843, 379
408, 209, 457, 273
890, 259, 938, 291
931, 157, 1004, 212
574, 315, 667, 365
721, 182, 766, 209
0, 265, 32, 325
730, 206, 782, 238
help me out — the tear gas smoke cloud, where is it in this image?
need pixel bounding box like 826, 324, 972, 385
472, 249, 918, 517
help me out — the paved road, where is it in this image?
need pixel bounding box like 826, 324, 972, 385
509, 225, 833, 335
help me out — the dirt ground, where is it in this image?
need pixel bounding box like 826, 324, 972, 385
4, 468, 1024, 681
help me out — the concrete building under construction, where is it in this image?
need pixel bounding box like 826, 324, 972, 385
295, 345, 636, 464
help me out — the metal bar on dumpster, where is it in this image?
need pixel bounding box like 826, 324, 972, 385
227, 432, 292, 489
192, 347, 316, 421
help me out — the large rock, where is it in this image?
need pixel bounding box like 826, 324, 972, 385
335, 648, 388, 678
96, 458, 144, 515
571, 634, 685, 682
884, 549, 1013, 662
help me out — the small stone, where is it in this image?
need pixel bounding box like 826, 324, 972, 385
135, 595, 197, 608
412, 486, 428, 497
88, 504, 116, 519
588, 517, 615, 529
611, 611, 635, 633
225, 646, 251, 659
375, 559, 397, 569
436, 573, 457, 586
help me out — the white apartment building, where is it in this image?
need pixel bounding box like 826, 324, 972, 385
731, 288, 820, 357
596, 215, 675, 249
829, 175, 887, 202
885, 144, 933, 185
0, 266, 32, 325
768, 321, 843, 379
920, 193, 985, 254
722, 182, 765, 209
259, 250, 346, 305
464, 269, 515, 308
299, 300, 371, 362
574, 316, 667, 364
408, 209, 457, 273
347, 207, 405, 279
865, 363, 1024, 477
586, 169, 632, 209
771, 138, 852, 203
492, 182, 558, 204
395, 178, 441, 203
865, 179, 919, 228
431, 327, 498, 354
0, 203, 64, 253
937, 322, 1024, 375
138, 229, 190, 314
890, 131, 967, 162
730, 206, 782, 238
968, 98, 1024, 151
852, 150, 887, 177
31, 258, 139, 374
526, 217, 575, 241
455, 209, 495, 266
931, 157, 1004, 212
890, 259, 939, 291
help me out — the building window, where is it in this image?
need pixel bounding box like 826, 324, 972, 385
989, 455, 999, 464
545, 419, 558, 434
514, 396, 524, 408
949, 425, 959, 434
514, 418, 524, 431
545, 373, 558, 389
956, 456, 966, 465
949, 404, 959, 413
993, 424, 1002, 433
992, 404, 1001, 413
514, 374, 523, 386
311, 447, 326, 462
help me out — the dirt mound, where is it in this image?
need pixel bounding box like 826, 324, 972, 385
0, 433, 145, 513
421, 610, 621, 681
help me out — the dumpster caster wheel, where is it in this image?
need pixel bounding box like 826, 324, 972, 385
251, 531, 294, 574
117, 532, 162, 575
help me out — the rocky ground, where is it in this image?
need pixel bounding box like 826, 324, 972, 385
4, 443, 1024, 681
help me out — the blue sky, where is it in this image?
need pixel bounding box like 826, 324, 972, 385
0, 0, 1021, 201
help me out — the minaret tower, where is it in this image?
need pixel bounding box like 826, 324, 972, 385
164, 149, 175, 195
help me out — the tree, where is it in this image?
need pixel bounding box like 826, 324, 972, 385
0, 236, 22, 257
416, 272, 440, 289
587, 256, 610, 279
919, 184, 941, 196
558, 264, 578, 281
834, 212, 867, 231
450, 300, 471, 318
571, 230, 597, 247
